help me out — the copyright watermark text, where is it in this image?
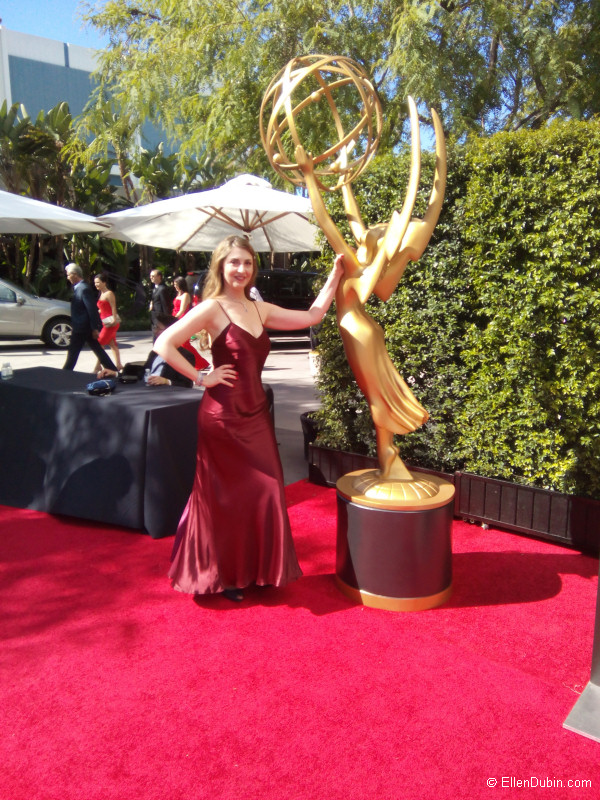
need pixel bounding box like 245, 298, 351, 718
487, 776, 591, 789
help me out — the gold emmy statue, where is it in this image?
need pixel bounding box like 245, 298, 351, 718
261, 55, 454, 611
260, 54, 449, 506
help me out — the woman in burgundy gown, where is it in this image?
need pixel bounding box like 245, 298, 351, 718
154, 235, 343, 601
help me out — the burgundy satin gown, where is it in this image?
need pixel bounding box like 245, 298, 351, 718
169, 310, 303, 595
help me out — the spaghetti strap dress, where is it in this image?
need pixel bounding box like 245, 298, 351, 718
168, 302, 302, 594
97, 298, 119, 346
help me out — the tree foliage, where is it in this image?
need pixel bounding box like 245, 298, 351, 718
0, 96, 224, 298
80, 0, 600, 170
0, 100, 120, 290
81, 0, 405, 171
390, 0, 600, 136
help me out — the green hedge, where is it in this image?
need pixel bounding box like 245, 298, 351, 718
312, 118, 600, 498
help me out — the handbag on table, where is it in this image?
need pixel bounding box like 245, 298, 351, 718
86, 378, 117, 396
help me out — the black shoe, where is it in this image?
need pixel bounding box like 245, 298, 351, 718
223, 588, 244, 602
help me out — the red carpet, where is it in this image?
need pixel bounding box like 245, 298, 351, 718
1, 480, 599, 800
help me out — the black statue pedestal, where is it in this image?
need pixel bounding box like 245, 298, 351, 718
335, 470, 455, 612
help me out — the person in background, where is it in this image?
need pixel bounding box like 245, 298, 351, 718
93, 272, 123, 373
173, 276, 208, 370
149, 269, 171, 341
174, 276, 192, 317
154, 234, 343, 602
63, 263, 118, 372
98, 313, 196, 387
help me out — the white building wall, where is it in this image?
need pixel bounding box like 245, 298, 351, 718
0, 25, 96, 112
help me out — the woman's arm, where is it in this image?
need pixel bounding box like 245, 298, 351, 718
259, 255, 344, 331
154, 300, 237, 387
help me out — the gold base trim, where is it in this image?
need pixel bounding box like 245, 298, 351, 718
352, 471, 440, 502
337, 469, 455, 511
336, 576, 452, 612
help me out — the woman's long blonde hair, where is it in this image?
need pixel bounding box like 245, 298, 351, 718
202, 235, 258, 300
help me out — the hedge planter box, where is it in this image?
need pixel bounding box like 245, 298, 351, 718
307, 443, 600, 555
456, 471, 600, 554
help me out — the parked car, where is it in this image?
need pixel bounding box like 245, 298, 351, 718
0, 277, 72, 348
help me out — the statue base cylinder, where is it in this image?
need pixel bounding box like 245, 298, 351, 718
335, 470, 455, 611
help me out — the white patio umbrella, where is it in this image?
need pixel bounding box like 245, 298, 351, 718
0, 189, 109, 234
98, 174, 320, 252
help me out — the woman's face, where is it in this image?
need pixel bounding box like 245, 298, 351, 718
94, 277, 104, 291
221, 247, 254, 291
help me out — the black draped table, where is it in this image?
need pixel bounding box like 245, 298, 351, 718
0, 367, 202, 538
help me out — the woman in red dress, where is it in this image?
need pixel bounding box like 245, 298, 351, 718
173, 276, 208, 370
154, 235, 343, 602
173, 276, 192, 318
94, 272, 123, 372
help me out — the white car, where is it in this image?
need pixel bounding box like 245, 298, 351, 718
0, 277, 72, 348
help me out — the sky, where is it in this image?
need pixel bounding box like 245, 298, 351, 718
1, 0, 108, 49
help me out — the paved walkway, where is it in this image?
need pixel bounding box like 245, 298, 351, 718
0, 332, 319, 484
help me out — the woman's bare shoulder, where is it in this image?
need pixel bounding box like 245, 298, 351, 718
188, 297, 223, 319
197, 297, 222, 310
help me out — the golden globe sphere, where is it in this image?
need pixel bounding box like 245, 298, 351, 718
260, 54, 382, 192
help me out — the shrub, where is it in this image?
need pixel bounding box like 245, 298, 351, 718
457, 119, 600, 495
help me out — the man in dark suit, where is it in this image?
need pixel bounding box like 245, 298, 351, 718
63, 263, 118, 371
150, 269, 171, 341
